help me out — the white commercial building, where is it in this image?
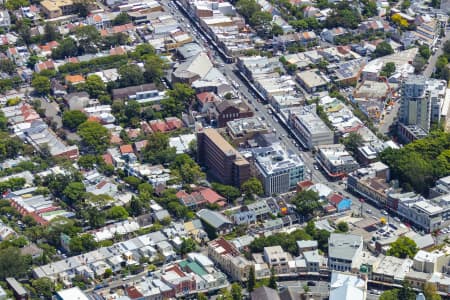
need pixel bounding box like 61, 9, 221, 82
290, 105, 334, 149
330, 272, 367, 300
251, 142, 304, 196
328, 233, 363, 272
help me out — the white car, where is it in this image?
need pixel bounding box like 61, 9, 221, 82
381, 210, 388, 215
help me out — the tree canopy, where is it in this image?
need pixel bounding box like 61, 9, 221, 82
32, 75, 51, 95
292, 190, 321, 219
386, 236, 418, 258
380, 62, 396, 78
62, 110, 88, 131
324, 3, 361, 29
380, 131, 450, 194
373, 41, 394, 58
342, 132, 364, 154
113, 12, 131, 26
241, 177, 263, 198
142, 132, 176, 164
77, 121, 110, 154
118, 64, 145, 88
0, 247, 30, 280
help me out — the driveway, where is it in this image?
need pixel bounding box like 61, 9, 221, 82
39, 98, 62, 128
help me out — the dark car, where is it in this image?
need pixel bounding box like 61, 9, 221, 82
307, 281, 316, 286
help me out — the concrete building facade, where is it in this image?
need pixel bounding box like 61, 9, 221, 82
197, 128, 250, 187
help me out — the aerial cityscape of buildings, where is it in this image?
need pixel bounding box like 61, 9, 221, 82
0, 0, 449, 299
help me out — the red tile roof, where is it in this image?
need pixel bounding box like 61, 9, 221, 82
8, 47, 17, 55
196, 92, 217, 104
110, 134, 122, 145
176, 190, 189, 199
149, 120, 168, 132
66, 57, 79, 63
297, 180, 314, 190
140, 121, 153, 134
92, 14, 102, 23
134, 140, 148, 152
96, 180, 108, 189
126, 287, 144, 299
165, 117, 183, 130
88, 116, 101, 123
328, 193, 344, 206
110, 46, 126, 56
198, 187, 225, 204
120, 144, 133, 154
65, 74, 85, 84
102, 153, 113, 165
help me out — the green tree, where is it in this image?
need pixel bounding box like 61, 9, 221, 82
129, 197, 143, 216
73, 0, 91, 17
138, 182, 154, 195
379, 289, 399, 300
82, 207, 106, 228
63, 182, 86, 206
324, 3, 361, 29
77, 121, 110, 153
380, 62, 396, 78
43, 23, 59, 43
144, 55, 166, 84
241, 177, 263, 199
75, 25, 101, 54
336, 221, 349, 232
250, 11, 273, 37
104, 268, 113, 278
0, 132, 26, 161
84, 74, 106, 98
271, 24, 284, 36
124, 100, 141, 121
62, 110, 88, 131
236, 0, 260, 19
419, 45, 431, 59
387, 236, 418, 258
171, 154, 204, 184
424, 282, 441, 300
124, 176, 142, 190
179, 238, 197, 255
69, 234, 98, 254
118, 64, 145, 88
292, 190, 321, 219
5, 0, 30, 10
142, 132, 176, 164
32, 75, 51, 95
51, 38, 78, 59
77, 154, 98, 170
166, 83, 195, 110
31, 277, 54, 299
373, 41, 394, 58
231, 283, 243, 300
268, 267, 277, 289
398, 282, 415, 300
130, 44, 156, 60
106, 206, 129, 220
247, 266, 256, 292
0, 59, 16, 75
113, 12, 131, 26
401, 0, 411, 9
198, 293, 208, 300
342, 132, 364, 153
362, 0, 377, 17
211, 183, 241, 203
0, 247, 29, 280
